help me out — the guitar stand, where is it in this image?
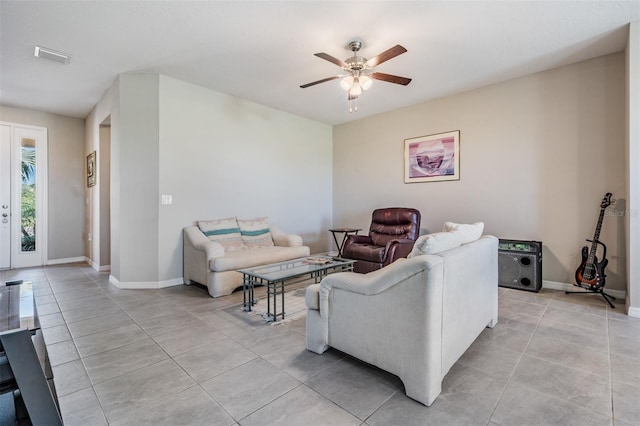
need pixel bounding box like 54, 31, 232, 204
565, 287, 616, 309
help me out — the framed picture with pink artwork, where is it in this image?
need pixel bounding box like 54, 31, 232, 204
404, 130, 460, 183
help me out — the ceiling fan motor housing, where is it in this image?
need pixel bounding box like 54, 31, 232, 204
345, 56, 368, 72
345, 41, 368, 72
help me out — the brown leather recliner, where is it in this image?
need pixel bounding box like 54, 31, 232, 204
342, 207, 421, 273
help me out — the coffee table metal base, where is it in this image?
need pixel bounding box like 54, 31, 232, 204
241, 258, 354, 322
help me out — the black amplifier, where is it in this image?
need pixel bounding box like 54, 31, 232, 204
498, 239, 542, 292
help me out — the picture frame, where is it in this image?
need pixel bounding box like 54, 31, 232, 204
87, 151, 96, 187
404, 130, 460, 183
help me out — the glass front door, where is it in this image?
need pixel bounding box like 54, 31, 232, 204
0, 123, 48, 269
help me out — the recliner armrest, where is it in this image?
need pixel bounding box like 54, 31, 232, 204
384, 238, 416, 248
383, 238, 418, 265
345, 235, 373, 245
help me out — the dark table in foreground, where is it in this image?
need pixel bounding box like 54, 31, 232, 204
0, 282, 62, 425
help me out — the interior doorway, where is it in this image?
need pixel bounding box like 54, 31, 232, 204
0, 122, 48, 269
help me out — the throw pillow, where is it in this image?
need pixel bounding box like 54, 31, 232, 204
237, 217, 275, 249
198, 217, 246, 252
442, 221, 484, 244
408, 231, 463, 257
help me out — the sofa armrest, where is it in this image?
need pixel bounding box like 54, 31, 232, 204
184, 226, 225, 259
270, 224, 303, 247
321, 256, 442, 296
319, 255, 443, 319
305, 283, 321, 310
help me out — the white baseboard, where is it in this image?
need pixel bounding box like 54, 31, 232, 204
542, 279, 627, 300
109, 275, 183, 290
86, 257, 111, 272
627, 306, 640, 318
47, 256, 87, 265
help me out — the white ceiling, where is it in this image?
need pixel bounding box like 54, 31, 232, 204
1, 1, 639, 126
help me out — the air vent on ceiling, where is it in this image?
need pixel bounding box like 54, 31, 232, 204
34, 46, 71, 64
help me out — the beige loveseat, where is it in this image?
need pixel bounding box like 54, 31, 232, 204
183, 218, 310, 297
305, 233, 498, 406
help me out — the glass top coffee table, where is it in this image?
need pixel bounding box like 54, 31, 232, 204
239, 255, 355, 322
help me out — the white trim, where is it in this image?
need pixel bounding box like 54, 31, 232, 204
0, 125, 10, 269
543, 279, 627, 300
5, 124, 48, 268
86, 256, 110, 272
628, 306, 640, 318
109, 275, 183, 289
47, 256, 87, 265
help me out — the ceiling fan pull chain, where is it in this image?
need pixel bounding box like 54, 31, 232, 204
349, 97, 358, 113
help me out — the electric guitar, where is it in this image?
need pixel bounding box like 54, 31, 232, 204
574, 193, 612, 291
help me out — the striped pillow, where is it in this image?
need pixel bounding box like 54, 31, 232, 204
238, 217, 274, 249
197, 217, 246, 252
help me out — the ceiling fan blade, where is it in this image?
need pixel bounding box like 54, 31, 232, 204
300, 76, 340, 89
371, 72, 412, 86
366, 45, 407, 68
314, 52, 348, 68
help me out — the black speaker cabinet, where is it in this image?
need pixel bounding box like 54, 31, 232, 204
498, 239, 542, 292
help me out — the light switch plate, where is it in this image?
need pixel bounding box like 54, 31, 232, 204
161, 195, 172, 205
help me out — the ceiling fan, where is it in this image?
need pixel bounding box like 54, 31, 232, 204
300, 40, 412, 112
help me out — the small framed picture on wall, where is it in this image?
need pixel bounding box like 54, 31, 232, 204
87, 151, 96, 187
404, 130, 460, 183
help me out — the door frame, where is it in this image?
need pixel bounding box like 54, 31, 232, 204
0, 121, 48, 269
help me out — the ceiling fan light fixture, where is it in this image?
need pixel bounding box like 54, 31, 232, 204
349, 81, 362, 97
359, 75, 373, 90
340, 76, 354, 91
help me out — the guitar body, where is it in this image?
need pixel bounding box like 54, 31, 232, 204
573, 193, 612, 292
575, 245, 608, 290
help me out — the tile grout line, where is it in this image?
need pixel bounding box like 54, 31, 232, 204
485, 289, 550, 424
42, 267, 110, 425
606, 308, 616, 423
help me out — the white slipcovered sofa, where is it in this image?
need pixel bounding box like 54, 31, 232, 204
183, 217, 310, 297
305, 233, 498, 407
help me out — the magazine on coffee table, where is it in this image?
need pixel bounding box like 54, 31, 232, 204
303, 256, 332, 265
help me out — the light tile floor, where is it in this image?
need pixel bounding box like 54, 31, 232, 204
1, 264, 639, 426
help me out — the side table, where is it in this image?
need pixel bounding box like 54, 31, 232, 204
329, 228, 361, 257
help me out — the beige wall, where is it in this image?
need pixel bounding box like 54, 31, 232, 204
0, 105, 85, 261
86, 73, 333, 286
157, 75, 333, 282
116, 74, 161, 283
333, 53, 627, 292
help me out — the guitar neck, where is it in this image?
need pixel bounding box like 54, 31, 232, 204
587, 207, 606, 264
